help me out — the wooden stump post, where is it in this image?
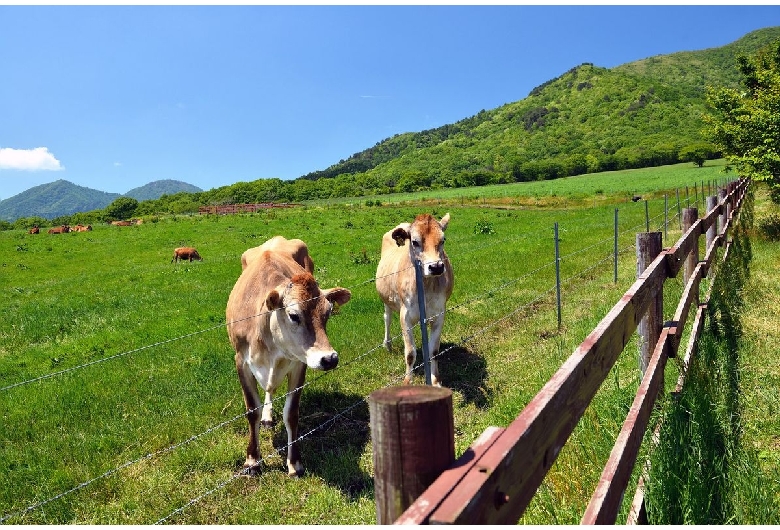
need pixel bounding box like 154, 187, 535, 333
369, 385, 454, 524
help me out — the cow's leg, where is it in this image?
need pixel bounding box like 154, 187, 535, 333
261, 390, 274, 427
235, 355, 262, 469
283, 362, 307, 477
400, 305, 417, 384
382, 303, 393, 351
427, 313, 446, 387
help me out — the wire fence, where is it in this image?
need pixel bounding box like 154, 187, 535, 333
0, 190, 704, 524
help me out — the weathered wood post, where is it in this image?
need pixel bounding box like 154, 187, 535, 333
369, 385, 454, 524
636, 232, 663, 376
705, 196, 718, 278
682, 207, 699, 303
718, 187, 728, 234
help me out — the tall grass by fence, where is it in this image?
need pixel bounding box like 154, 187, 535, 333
385, 178, 748, 524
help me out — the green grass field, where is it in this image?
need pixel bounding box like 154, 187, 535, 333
1, 161, 772, 524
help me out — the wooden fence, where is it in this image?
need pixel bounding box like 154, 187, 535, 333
370, 177, 749, 525
197, 202, 302, 215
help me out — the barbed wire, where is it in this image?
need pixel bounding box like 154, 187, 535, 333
0, 260, 416, 393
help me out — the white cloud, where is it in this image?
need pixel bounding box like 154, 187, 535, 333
0, 147, 64, 171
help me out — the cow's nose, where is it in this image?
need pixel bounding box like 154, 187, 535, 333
428, 262, 445, 276
319, 352, 339, 371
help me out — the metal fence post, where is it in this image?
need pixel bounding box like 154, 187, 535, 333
555, 222, 562, 330
614, 208, 619, 284
413, 258, 432, 385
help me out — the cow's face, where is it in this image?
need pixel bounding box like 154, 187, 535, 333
393, 213, 450, 277
266, 273, 351, 370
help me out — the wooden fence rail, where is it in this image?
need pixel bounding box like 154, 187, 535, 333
374, 177, 749, 525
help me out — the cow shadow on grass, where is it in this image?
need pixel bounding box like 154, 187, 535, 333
245, 388, 373, 501
436, 343, 492, 409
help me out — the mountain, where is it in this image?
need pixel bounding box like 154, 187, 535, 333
0, 179, 203, 221
291, 27, 780, 193
0, 180, 121, 222
124, 179, 203, 201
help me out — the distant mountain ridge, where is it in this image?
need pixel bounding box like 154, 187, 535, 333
124, 179, 203, 201
0, 179, 202, 221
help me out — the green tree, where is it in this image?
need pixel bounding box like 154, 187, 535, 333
679, 142, 716, 167
704, 40, 780, 201
105, 197, 139, 220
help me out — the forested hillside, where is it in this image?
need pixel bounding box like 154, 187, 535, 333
0, 180, 121, 222
4, 26, 780, 226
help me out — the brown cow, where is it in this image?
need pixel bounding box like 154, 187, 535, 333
375, 213, 453, 386
226, 238, 351, 476
240, 236, 314, 272
111, 220, 133, 226
72, 224, 93, 232
171, 247, 203, 263
48, 225, 70, 234
28, 226, 40, 234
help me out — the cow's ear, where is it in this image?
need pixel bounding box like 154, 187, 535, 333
265, 289, 283, 311
392, 227, 410, 247
324, 287, 351, 307
440, 213, 451, 231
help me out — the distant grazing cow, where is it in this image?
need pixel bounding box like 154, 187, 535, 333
111, 220, 133, 226
28, 226, 39, 234
375, 213, 453, 386
240, 236, 314, 272
48, 225, 70, 234
226, 238, 351, 476
631, 195, 642, 203
72, 224, 93, 232
171, 247, 203, 263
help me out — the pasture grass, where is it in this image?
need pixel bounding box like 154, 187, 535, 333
644, 183, 780, 524
0, 161, 768, 524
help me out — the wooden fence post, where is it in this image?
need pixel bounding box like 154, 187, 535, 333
682, 207, 699, 303
705, 196, 718, 278
718, 187, 728, 234
369, 385, 454, 524
636, 232, 663, 376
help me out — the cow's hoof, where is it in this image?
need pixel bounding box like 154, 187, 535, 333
242, 458, 262, 476
403, 375, 412, 385
383, 341, 393, 352
260, 419, 274, 429
287, 461, 304, 478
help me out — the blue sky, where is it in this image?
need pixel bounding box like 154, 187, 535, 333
1, 4, 780, 200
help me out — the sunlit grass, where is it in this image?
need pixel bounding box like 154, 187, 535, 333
0, 164, 771, 524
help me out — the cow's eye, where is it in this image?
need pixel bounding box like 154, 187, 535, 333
411, 239, 421, 248
289, 313, 301, 324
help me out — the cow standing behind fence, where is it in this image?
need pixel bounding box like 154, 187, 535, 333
226, 237, 351, 476
375, 213, 453, 387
